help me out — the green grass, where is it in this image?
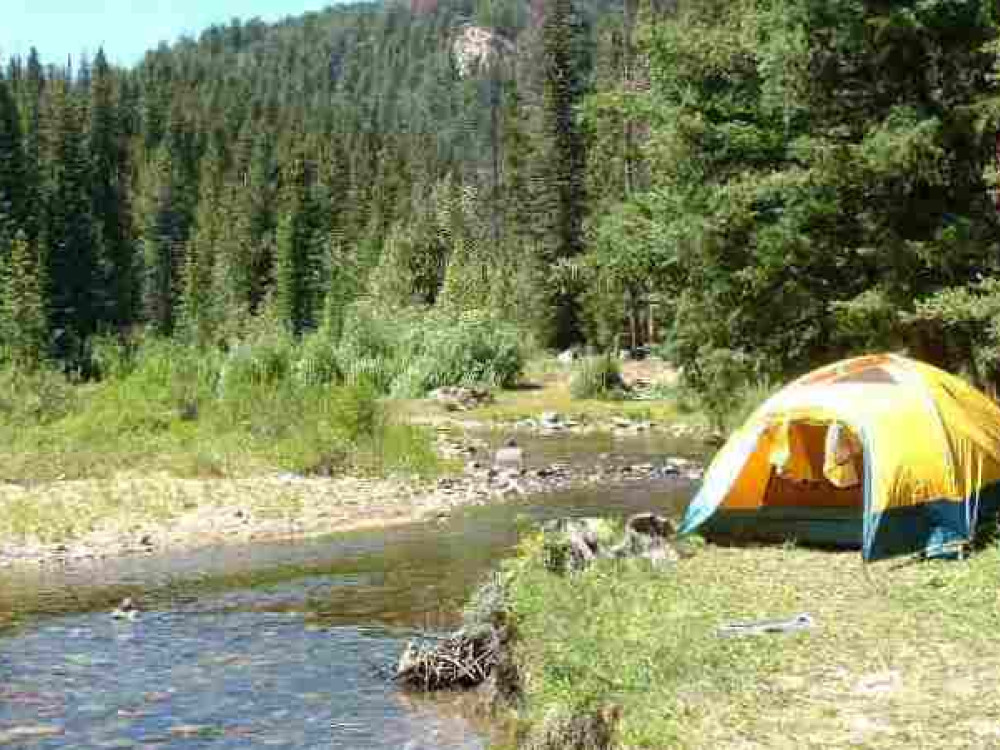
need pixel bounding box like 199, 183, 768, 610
468, 380, 685, 425
569, 355, 625, 401
0, 333, 443, 483
503, 538, 1000, 749
0, 375, 436, 483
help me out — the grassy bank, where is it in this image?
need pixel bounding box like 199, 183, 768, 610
0, 356, 436, 484
409, 357, 696, 428
0, 307, 526, 484
0, 323, 449, 548
504, 539, 1000, 749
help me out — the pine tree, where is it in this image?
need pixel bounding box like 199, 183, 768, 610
1, 231, 48, 369
0, 75, 26, 244
40, 76, 98, 359
493, 79, 547, 329
138, 145, 183, 334
274, 152, 317, 332
181, 147, 225, 343
17, 49, 45, 245
438, 174, 489, 311
539, 0, 590, 347
88, 48, 134, 329
213, 167, 256, 333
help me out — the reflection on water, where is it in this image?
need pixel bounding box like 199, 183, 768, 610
0, 433, 698, 749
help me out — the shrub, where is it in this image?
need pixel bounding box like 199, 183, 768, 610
87, 333, 137, 380
0, 365, 76, 427
335, 304, 524, 397
393, 311, 524, 396
569, 355, 625, 400
293, 331, 342, 386
218, 329, 295, 395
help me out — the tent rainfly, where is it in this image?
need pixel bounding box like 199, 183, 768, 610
679, 354, 1000, 560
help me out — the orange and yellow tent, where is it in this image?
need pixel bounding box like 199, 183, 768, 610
679, 354, 1000, 559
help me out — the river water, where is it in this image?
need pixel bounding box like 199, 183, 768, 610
0, 433, 699, 749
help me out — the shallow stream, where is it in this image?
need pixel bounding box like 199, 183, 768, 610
0, 433, 699, 749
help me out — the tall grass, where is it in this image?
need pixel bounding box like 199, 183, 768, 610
569, 354, 625, 400
0, 306, 526, 481
0, 336, 429, 482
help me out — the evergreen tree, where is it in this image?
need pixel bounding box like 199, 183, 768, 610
539, 0, 590, 347
17, 48, 45, 245
88, 48, 134, 328
632, 0, 1000, 396
181, 146, 225, 343
274, 152, 317, 332
138, 145, 183, 334
213, 166, 257, 333
40, 76, 98, 359
0, 75, 26, 244
1, 231, 48, 369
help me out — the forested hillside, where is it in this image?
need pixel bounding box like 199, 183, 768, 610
1, 0, 999, 409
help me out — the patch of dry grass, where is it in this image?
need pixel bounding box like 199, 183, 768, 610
506, 540, 1000, 749
0, 473, 444, 554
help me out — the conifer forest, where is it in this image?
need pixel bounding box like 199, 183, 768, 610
1, 0, 999, 408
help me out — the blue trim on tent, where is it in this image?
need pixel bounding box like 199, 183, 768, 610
865, 480, 1000, 560
683, 478, 1000, 561
677, 425, 764, 535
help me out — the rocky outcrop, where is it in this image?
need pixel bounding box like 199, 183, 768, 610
452, 25, 515, 77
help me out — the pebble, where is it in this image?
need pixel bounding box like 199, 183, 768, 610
0, 725, 64, 744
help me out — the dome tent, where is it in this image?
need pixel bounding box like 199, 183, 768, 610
679, 354, 1000, 560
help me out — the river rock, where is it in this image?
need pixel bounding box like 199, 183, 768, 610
493, 439, 524, 472
429, 386, 493, 411
0, 725, 64, 744
540, 514, 680, 574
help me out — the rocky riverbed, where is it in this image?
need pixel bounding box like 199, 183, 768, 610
0, 430, 702, 569
423, 409, 714, 442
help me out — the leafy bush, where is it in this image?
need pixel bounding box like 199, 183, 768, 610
294, 331, 342, 386
393, 311, 524, 396
0, 326, 438, 481
569, 355, 624, 400
336, 304, 524, 397
87, 333, 137, 380
218, 329, 295, 395
673, 347, 761, 433
0, 366, 76, 427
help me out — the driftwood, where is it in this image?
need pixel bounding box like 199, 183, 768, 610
395, 627, 504, 690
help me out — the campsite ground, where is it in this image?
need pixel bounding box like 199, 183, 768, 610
506, 538, 1000, 749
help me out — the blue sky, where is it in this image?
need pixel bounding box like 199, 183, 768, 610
2, 1, 338, 67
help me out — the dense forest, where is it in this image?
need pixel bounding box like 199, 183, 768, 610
1, 0, 999, 410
